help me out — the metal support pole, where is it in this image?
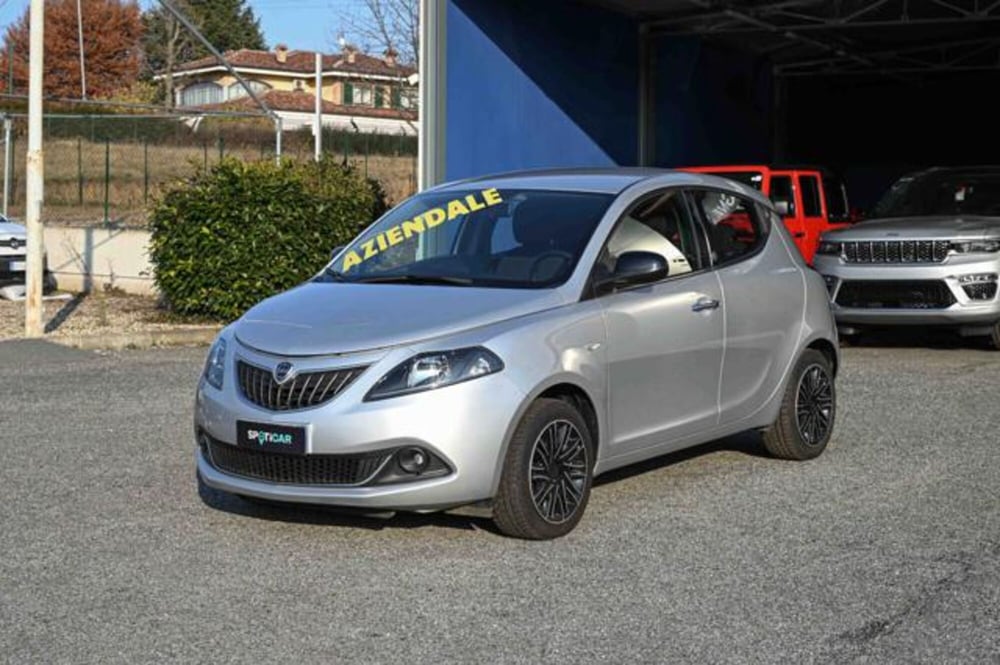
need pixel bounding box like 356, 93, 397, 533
3, 115, 11, 218
103, 140, 110, 226
143, 139, 149, 204
77, 137, 83, 205
76, 0, 87, 98
314, 52, 322, 161
274, 116, 283, 163
24, 0, 45, 337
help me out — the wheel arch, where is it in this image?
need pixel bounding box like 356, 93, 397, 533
488, 375, 604, 495
805, 337, 839, 377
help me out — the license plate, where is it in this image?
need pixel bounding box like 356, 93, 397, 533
0, 259, 25, 272
236, 421, 306, 454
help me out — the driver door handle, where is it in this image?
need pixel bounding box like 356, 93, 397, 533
692, 296, 720, 312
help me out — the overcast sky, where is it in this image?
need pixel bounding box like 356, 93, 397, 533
0, 0, 371, 53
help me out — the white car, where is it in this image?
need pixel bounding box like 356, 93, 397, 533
0, 216, 55, 292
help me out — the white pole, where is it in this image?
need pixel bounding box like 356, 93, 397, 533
25, 0, 44, 337
274, 115, 282, 163
314, 52, 322, 161
76, 0, 87, 98
3, 116, 11, 218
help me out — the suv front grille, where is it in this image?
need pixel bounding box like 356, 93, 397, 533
836, 280, 956, 309
206, 437, 390, 486
237, 360, 367, 411
841, 240, 949, 264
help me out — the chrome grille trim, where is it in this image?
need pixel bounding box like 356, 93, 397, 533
841, 240, 949, 264
236, 359, 367, 411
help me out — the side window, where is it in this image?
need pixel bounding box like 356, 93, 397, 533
688, 189, 766, 264
770, 175, 795, 217
823, 175, 849, 222
598, 189, 707, 281
800, 175, 823, 217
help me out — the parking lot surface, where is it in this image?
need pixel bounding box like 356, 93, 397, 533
2, 338, 999, 663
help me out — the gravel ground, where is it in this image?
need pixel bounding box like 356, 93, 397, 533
0, 293, 215, 340
1, 339, 998, 663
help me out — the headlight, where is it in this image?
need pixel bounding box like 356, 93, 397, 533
203, 338, 227, 390
950, 240, 1000, 254
365, 346, 504, 401
816, 241, 841, 256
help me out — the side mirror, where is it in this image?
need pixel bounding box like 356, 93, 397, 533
331, 245, 346, 261
598, 251, 668, 292
772, 199, 792, 216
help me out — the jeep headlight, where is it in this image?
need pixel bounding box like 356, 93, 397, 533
203, 338, 227, 390
365, 347, 504, 401
816, 241, 841, 256
950, 239, 1000, 254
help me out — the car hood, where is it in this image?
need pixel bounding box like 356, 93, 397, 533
234, 281, 567, 356
823, 215, 1000, 241
0, 222, 26, 237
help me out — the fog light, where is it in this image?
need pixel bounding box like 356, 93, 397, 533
956, 273, 997, 284
398, 447, 430, 474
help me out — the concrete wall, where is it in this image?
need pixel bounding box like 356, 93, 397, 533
443, 0, 639, 180
44, 226, 155, 296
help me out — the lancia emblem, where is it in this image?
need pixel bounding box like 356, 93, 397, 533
9, 237, 20, 250
273, 361, 296, 385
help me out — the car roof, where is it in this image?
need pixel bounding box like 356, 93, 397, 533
906, 165, 1000, 179
427, 167, 765, 199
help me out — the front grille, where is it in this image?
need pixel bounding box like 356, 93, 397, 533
841, 240, 949, 264
836, 280, 956, 309
237, 360, 366, 411
962, 282, 998, 301
206, 437, 390, 485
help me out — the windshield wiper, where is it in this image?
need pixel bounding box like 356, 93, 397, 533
351, 274, 475, 286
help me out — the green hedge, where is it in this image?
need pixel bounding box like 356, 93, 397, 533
149, 158, 387, 320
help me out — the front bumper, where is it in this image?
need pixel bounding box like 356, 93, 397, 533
194, 340, 526, 511
814, 254, 1000, 327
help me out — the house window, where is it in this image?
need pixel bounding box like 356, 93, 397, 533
344, 82, 372, 106
181, 82, 223, 106
227, 79, 270, 100
399, 89, 418, 109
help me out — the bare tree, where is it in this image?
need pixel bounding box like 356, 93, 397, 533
340, 0, 418, 66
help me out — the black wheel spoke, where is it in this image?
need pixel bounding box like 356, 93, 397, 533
529, 419, 588, 525
795, 364, 834, 446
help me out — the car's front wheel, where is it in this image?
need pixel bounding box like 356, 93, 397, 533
762, 349, 836, 460
493, 398, 593, 540
988, 320, 1000, 351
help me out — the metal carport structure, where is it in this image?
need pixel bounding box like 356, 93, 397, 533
418, 0, 1000, 201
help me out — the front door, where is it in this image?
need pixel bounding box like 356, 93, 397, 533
596, 188, 724, 456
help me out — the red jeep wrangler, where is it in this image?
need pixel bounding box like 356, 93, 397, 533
680, 165, 855, 263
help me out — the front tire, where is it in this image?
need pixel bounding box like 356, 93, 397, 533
493, 398, 593, 540
763, 349, 836, 460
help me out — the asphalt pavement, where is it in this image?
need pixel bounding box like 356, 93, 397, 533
1, 337, 998, 663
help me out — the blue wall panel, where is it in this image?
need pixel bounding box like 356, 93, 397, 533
445, 0, 639, 181
652, 37, 773, 167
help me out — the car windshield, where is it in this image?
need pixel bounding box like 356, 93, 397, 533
324, 188, 614, 288
871, 172, 1000, 218
705, 171, 764, 190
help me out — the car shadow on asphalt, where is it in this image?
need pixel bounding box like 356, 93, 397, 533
196, 431, 771, 535
592, 430, 768, 488
844, 326, 989, 350
196, 473, 497, 534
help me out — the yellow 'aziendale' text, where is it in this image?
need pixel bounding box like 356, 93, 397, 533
341, 188, 504, 272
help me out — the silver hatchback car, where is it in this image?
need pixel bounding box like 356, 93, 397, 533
195, 169, 839, 539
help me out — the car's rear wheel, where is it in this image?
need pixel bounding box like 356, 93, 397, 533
762, 349, 836, 460
493, 398, 593, 540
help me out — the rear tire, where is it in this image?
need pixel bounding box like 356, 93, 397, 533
493, 398, 593, 540
762, 349, 836, 460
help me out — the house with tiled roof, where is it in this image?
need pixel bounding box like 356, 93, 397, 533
162, 45, 418, 135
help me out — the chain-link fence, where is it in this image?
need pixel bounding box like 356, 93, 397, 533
0, 113, 418, 227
